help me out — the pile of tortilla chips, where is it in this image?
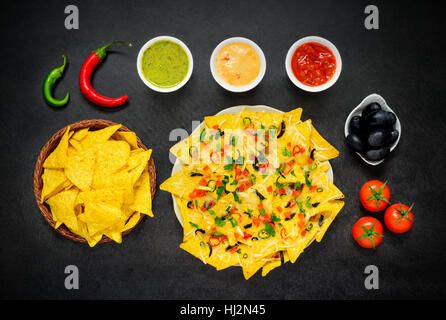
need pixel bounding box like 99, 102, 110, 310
161, 107, 344, 279
41, 124, 153, 247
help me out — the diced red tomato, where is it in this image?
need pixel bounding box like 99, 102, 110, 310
292, 190, 302, 197
243, 232, 252, 239
189, 189, 207, 198
298, 214, 305, 228
277, 206, 283, 213
198, 178, 207, 186
228, 246, 239, 253
267, 185, 273, 193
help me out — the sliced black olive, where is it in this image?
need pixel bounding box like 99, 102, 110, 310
280, 251, 284, 266
207, 242, 213, 257
195, 229, 206, 235
363, 110, 396, 129
364, 147, 390, 161
349, 115, 363, 134
251, 237, 259, 241
366, 129, 393, 148
255, 189, 265, 200
243, 223, 252, 229
312, 202, 320, 208
243, 211, 252, 218
310, 148, 316, 160
285, 201, 292, 208
252, 157, 260, 171
277, 121, 285, 138
285, 212, 296, 221
318, 215, 324, 227
346, 134, 365, 152
361, 102, 382, 118
187, 201, 193, 209
190, 172, 203, 177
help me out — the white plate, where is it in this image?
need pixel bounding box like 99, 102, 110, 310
170, 105, 333, 227
344, 93, 401, 166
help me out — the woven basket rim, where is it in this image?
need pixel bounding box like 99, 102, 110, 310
33, 119, 157, 245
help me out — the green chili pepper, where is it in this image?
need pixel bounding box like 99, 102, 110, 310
43, 55, 69, 107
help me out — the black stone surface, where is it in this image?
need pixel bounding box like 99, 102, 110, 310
1, 0, 445, 299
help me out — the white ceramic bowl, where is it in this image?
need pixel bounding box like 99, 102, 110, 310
344, 93, 401, 166
285, 36, 342, 92
136, 36, 193, 93
210, 37, 266, 92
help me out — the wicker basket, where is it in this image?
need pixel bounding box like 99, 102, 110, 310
33, 119, 157, 244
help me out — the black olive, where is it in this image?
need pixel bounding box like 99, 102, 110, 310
363, 110, 397, 129
242, 211, 252, 218
361, 102, 382, 118
318, 215, 324, 227
194, 229, 206, 235
243, 223, 252, 229
277, 121, 286, 138
312, 202, 320, 208
364, 147, 390, 161
255, 189, 265, 200
366, 129, 392, 148
346, 134, 365, 152
387, 130, 399, 146
349, 115, 363, 134
207, 242, 213, 257
187, 201, 193, 209
310, 148, 316, 160
252, 157, 260, 171
190, 172, 203, 177
285, 213, 296, 221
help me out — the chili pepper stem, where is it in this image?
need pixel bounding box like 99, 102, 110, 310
93, 41, 132, 61
57, 55, 67, 74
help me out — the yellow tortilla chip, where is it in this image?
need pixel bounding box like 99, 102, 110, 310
46, 188, 79, 232
65, 148, 96, 191
130, 167, 153, 217
116, 131, 138, 149
43, 126, 71, 169
40, 168, 69, 203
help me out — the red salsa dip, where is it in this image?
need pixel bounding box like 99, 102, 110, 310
291, 42, 336, 87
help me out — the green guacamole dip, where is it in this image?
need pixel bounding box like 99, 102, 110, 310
141, 40, 189, 88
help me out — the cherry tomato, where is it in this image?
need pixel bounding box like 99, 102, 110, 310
384, 203, 414, 233
359, 180, 390, 212
352, 217, 384, 248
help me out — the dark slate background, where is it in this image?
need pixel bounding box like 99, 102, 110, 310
1, 0, 445, 299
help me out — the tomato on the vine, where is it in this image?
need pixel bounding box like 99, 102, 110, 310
352, 217, 384, 248
384, 203, 414, 233
359, 180, 390, 212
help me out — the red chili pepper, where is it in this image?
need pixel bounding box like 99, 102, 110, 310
209, 236, 224, 247
79, 41, 132, 108
281, 228, 287, 239
228, 246, 239, 253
